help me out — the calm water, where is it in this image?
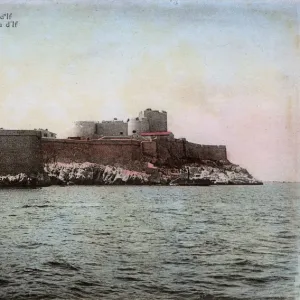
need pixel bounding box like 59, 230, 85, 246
0, 183, 300, 300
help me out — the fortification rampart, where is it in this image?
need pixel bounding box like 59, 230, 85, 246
155, 139, 227, 167
186, 142, 227, 161
0, 130, 43, 175
0, 129, 228, 176
141, 141, 157, 158
41, 138, 227, 169
41, 138, 142, 167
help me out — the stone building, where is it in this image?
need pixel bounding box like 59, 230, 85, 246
35, 128, 57, 139
140, 109, 167, 132
97, 119, 128, 136
73, 121, 97, 138
0, 130, 43, 175
71, 108, 170, 139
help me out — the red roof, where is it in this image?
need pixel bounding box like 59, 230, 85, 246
141, 131, 172, 136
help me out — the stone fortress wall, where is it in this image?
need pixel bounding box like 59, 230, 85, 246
0, 130, 227, 175
97, 120, 128, 137
0, 108, 228, 175
186, 142, 227, 161
41, 138, 227, 169
0, 130, 43, 175
42, 138, 142, 167
155, 139, 227, 166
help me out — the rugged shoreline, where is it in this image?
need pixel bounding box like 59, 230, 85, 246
0, 161, 263, 188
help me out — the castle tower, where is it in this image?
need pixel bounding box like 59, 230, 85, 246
73, 121, 97, 138
143, 108, 167, 132
140, 117, 150, 132
128, 118, 141, 135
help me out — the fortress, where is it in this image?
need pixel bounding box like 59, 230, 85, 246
0, 108, 228, 176
72, 108, 170, 139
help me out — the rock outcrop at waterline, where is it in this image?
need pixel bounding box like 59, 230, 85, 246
45, 163, 151, 185
0, 161, 262, 187
178, 160, 262, 185
0, 173, 50, 188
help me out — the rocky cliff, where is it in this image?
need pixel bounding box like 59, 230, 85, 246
0, 161, 262, 187
44, 163, 150, 185
176, 160, 262, 185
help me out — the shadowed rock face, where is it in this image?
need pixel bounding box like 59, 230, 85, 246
0, 172, 50, 188
178, 160, 262, 185
0, 161, 262, 187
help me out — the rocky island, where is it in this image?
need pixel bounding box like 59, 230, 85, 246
0, 108, 262, 187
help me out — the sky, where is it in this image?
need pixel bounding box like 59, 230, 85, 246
0, 0, 299, 182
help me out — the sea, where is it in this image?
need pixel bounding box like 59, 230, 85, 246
0, 183, 300, 300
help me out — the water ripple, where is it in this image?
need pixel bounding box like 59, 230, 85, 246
0, 183, 299, 300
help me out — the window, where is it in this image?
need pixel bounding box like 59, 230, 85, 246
120, 132, 123, 135
133, 130, 136, 134
43, 133, 47, 137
